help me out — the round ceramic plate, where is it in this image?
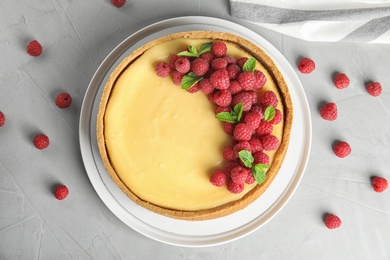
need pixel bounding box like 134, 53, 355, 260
79, 16, 312, 247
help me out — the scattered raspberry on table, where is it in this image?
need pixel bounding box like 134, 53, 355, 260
54, 184, 69, 200
320, 102, 337, 121
298, 57, 315, 74
333, 141, 351, 158
0, 111, 5, 127
111, 0, 126, 8
366, 82, 382, 97
333, 73, 350, 89
371, 176, 388, 193
55, 92, 72, 109
33, 134, 50, 150
26, 40, 42, 57
324, 213, 342, 229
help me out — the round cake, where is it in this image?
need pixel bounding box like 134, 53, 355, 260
97, 31, 293, 220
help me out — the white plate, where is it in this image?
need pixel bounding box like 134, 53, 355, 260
79, 16, 312, 247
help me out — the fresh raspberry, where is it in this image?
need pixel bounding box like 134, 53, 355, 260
371, 176, 388, 193
198, 78, 214, 94
238, 71, 256, 90
112, 0, 126, 8
259, 91, 278, 107
0, 112, 5, 127
253, 70, 267, 90
333, 141, 351, 158
224, 161, 239, 177
211, 42, 227, 57
255, 120, 273, 136
261, 135, 279, 151
223, 146, 237, 161
247, 90, 258, 104
211, 58, 228, 70
244, 112, 261, 131
54, 184, 69, 200
222, 122, 234, 135
237, 57, 248, 69
233, 141, 252, 157
26, 40, 42, 57
155, 61, 171, 78
169, 54, 179, 69
210, 69, 230, 90
227, 179, 244, 194
298, 57, 315, 74
366, 82, 382, 97
333, 73, 350, 89
210, 169, 227, 187
250, 104, 265, 115
324, 214, 342, 229
172, 71, 184, 86
175, 57, 191, 74
55, 92, 72, 109
215, 106, 230, 114
253, 151, 270, 164
245, 172, 256, 184
320, 102, 337, 121
233, 123, 252, 141
191, 58, 209, 76
227, 64, 241, 80
230, 166, 249, 184
213, 90, 232, 107
224, 55, 236, 64
228, 80, 242, 95
33, 134, 49, 150
186, 83, 201, 94
269, 109, 282, 125
248, 137, 263, 154
200, 52, 214, 63
231, 92, 253, 111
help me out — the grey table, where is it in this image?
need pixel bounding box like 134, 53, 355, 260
1, 0, 389, 259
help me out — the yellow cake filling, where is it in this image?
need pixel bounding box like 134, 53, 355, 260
104, 39, 284, 211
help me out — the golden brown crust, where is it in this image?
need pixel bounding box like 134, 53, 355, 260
97, 31, 293, 221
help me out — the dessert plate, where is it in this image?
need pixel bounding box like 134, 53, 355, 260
79, 16, 311, 247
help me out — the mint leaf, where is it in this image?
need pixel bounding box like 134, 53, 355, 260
252, 164, 270, 184
238, 150, 254, 168
177, 46, 199, 57
215, 112, 238, 123
198, 42, 212, 55
242, 57, 256, 73
233, 103, 244, 121
264, 106, 276, 122
181, 72, 203, 90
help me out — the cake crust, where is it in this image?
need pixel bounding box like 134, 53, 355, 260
97, 31, 293, 220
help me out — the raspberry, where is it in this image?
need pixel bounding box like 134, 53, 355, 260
248, 137, 263, 154
232, 92, 253, 111
26, 40, 42, 57
250, 104, 265, 115
169, 54, 179, 69
211, 42, 227, 57
55, 92, 72, 109
255, 120, 273, 136
245, 172, 255, 184
238, 71, 256, 90
186, 83, 201, 94
259, 91, 278, 107
233, 123, 252, 141
333, 73, 350, 89
54, 185, 69, 200
215, 106, 230, 115
112, 0, 126, 7
210, 169, 227, 187
191, 58, 209, 76
0, 111, 5, 127
224, 161, 239, 176
154, 61, 171, 78
233, 141, 252, 157
222, 122, 234, 135
227, 179, 244, 194
253, 151, 270, 164
324, 214, 341, 229
33, 134, 49, 150
172, 71, 184, 86
253, 70, 267, 90
261, 135, 279, 151
224, 55, 236, 64
237, 57, 248, 69
211, 58, 228, 70
366, 82, 382, 97
175, 57, 191, 74
223, 146, 236, 161
247, 90, 258, 104
230, 166, 249, 184
269, 109, 282, 125
244, 112, 261, 131
298, 57, 315, 74
198, 78, 214, 94
213, 90, 232, 107
320, 102, 337, 121
227, 64, 241, 80
228, 80, 242, 95
333, 141, 351, 158
200, 52, 214, 63
371, 176, 388, 192
210, 69, 230, 90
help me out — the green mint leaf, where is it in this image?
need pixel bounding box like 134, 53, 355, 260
242, 57, 256, 73
238, 150, 254, 168
198, 42, 213, 55
233, 103, 244, 121
177, 46, 199, 57
215, 112, 238, 123
264, 106, 276, 122
181, 72, 203, 90
252, 164, 269, 184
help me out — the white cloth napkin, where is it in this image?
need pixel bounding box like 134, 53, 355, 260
229, 0, 390, 43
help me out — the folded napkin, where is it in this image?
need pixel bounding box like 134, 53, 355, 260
230, 0, 390, 43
